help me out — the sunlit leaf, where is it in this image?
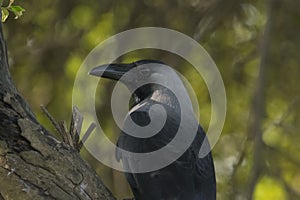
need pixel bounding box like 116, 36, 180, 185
9, 5, 25, 19
1, 8, 9, 22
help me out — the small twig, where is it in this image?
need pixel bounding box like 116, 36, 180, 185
40, 104, 65, 141
41, 104, 96, 152
58, 120, 73, 146
227, 135, 249, 199
70, 106, 83, 147
78, 122, 96, 150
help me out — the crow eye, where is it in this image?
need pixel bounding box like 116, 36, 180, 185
139, 68, 150, 76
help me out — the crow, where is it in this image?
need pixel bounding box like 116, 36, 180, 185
89, 59, 216, 200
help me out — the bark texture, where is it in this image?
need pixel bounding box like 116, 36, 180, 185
0, 18, 116, 200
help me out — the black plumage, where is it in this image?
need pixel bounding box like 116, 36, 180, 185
90, 60, 216, 200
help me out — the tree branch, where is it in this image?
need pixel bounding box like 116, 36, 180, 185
246, 0, 276, 199
0, 13, 116, 200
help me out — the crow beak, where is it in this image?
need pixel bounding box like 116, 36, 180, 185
89, 63, 136, 81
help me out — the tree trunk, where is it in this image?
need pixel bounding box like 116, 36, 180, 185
0, 16, 116, 200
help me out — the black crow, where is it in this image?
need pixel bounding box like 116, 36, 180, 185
89, 60, 216, 200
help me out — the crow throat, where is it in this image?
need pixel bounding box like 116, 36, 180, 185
129, 84, 180, 112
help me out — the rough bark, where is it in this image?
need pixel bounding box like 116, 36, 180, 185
0, 17, 116, 200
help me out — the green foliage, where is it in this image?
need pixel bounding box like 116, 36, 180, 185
254, 176, 287, 200
1, 0, 25, 22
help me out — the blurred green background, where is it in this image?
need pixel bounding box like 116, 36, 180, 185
3, 0, 300, 199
